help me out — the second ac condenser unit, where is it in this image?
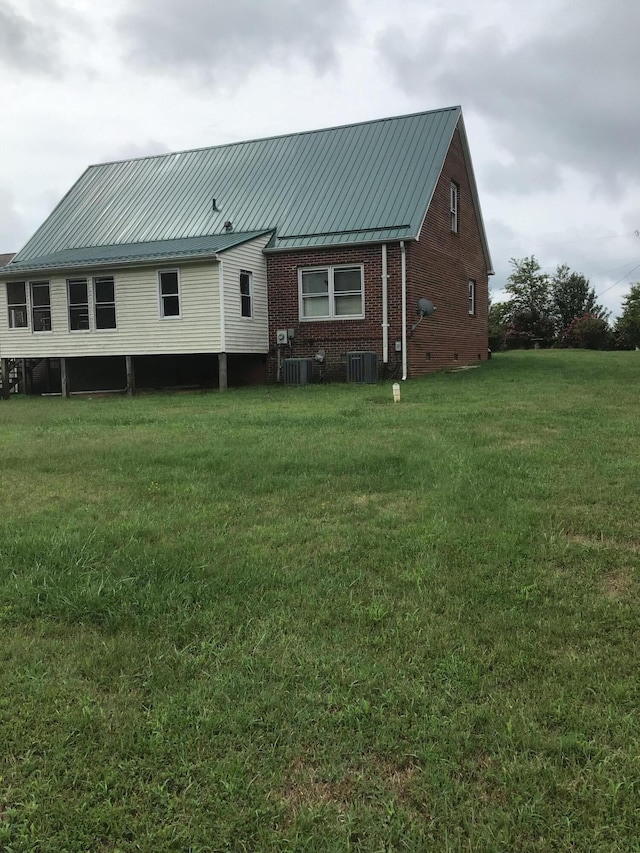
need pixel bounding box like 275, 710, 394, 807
283, 358, 314, 386
346, 351, 378, 384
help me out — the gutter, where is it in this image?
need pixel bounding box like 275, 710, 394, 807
263, 234, 413, 254
218, 259, 227, 352
381, 244, 389, 363
0, 252, 221, 279
401, 240, 407, 381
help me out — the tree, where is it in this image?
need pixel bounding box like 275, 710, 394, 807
505, 256, 552, 316
551, 265, 608, 334
503, 256, 555, 347
488, 301, 509, 352
614, 283, 640, 349
505, 308, 556, 350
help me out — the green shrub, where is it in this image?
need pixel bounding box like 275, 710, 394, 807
561, 313, 610, 349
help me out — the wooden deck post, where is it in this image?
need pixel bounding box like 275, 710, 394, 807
1, 359, 9, 400
20, 359, 29, 394
218, 352, 228, 392
125, 355, 136, 396
60, 357, 69, 398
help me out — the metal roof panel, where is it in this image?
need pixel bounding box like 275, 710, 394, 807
11, 107, 486, 266
3, 231, 271, 275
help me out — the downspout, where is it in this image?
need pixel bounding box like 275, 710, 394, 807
218, 259, 226, 352
401, 240, 408, 381
381, 244, 389, 364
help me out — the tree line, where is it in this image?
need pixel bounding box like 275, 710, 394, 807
489, 256, 640, 351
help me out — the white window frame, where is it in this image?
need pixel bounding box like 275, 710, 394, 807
468, 280, 476, 315
240, 270, 253, 319
158, 269, 181, 320
93, 276, 117, 332
67, 278, 90, 333
450, 182, 459, 233
298, 264, 365, 322
6, 281, 28, 329
31, 281, 52, 333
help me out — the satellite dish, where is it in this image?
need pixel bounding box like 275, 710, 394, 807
417, 297, 436, 317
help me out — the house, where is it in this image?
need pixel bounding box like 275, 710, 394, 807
0, 106, 493, 397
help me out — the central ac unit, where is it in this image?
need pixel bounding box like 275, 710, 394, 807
283, 357, 314, 386
346, 351, 378, 384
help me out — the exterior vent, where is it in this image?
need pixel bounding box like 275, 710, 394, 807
283, 358, 314, 386
346, 351, 378, 384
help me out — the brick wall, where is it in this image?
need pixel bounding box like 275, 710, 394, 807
407, 128, 490, 374
266, 244, 404, 381
265, 126, 490, 382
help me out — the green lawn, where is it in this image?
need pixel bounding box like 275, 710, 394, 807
1, 350, 639, 852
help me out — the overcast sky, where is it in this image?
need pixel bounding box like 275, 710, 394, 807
2, 0, 639, 316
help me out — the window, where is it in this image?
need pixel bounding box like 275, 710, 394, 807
299, 265, 364, 321
67, 278, 89, 331
240, 270, 252, 318
31, 282, 51, 332
450, 182, 459, 233
94, 276, 116, 329
469, 280, 476, 315
7, 282, 27, 328
159, 270, 180, 318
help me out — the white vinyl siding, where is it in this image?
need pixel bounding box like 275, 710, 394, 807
221, 234, 270, 353
0, 262, 222, 358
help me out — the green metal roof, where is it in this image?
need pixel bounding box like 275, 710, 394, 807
7, 106, 492, 272
3, 231, 271, 276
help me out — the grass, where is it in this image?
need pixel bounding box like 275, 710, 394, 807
0, 349, 639, 851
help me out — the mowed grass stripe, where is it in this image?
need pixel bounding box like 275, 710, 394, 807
0, 349, 639, 851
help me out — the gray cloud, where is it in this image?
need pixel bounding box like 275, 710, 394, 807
486, 216, 640, 317
118, 0, 355, 85
482, 157, 562, 197
0, 3, 59, 72
378, 0, 640, 197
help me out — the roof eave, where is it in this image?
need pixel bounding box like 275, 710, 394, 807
455, 114, 495, 275
263, 235, 418, 254
0, 252, 221, 279
413, 111, 494, 276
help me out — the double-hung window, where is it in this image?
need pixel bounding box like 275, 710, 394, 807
7, 282, 27, 328
159, 270, 180, 318
450, 182, 459, 233
67, 277, 116, 331
299, 265, 364, 321
68, 278, 90, 331
468, 280, 476, 315
94, 276, 116, 329
240, 270, 252, 318
31, 282, 51, 332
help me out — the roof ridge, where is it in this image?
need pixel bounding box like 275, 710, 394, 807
89, 106, 462, 169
